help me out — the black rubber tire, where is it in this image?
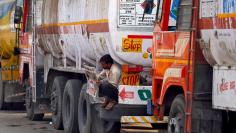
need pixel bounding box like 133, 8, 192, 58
168, 94, 185, 133
91, 107, 121, 133
51, 77, 68, 130
0, 76, 5, 110
78, 84, 92, 133
62, 80, 82, 133
25, 80, 44, 121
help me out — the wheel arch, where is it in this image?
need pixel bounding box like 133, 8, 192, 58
162, 85, 185, 116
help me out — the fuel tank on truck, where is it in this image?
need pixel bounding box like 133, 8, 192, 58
0, 0, 16, 60
36, 0, 158, 67
201, 30, 236, 66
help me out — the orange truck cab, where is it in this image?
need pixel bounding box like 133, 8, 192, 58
148, 0, 236, 133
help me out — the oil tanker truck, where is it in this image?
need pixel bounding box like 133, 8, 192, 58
20, 0, 159, 133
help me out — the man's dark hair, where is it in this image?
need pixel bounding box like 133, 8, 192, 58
100, 54, 114, 64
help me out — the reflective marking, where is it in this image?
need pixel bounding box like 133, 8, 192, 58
121, 116, 168, 123
40, 19, 109, 27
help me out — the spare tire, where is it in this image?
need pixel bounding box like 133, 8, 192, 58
51, 76, 68, 130
62, 80, 82, 133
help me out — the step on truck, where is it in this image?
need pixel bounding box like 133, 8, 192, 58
149, 0, 236, 133
17, 0, 161, 133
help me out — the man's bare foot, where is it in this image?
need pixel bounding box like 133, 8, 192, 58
105, 100, 117, 110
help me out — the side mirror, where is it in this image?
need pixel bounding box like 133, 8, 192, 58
144, 0, 154, 14
14, 6, 22, 24
14, 0, 24, 25
142, 0, 154, 21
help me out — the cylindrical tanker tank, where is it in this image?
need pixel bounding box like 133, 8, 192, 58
36, 0, 157, 67
0, 0, 16, 60
201, 30, 236, 67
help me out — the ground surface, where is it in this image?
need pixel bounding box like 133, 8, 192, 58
0, 110, 167, 133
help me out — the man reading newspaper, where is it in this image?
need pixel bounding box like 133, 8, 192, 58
84, 54, 121, 110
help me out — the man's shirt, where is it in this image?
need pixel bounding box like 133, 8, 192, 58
97, 63, 121, 88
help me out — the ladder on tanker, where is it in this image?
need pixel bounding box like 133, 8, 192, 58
177, 1, 195, 133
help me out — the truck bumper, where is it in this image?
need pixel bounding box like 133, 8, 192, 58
5, 92, 25, 103
121, 116, 168, 123
96, 104, 147, 122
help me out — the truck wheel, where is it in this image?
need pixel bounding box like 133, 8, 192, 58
168, 94, 185, 133
91, 108, 121, 133
51, 77, 67, 130
62, 80, 81, 133
0, 78, 5, 110
78, 84, 92, 133
25, 80, 44, 121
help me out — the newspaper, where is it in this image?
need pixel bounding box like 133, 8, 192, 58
83, 64, 104, 104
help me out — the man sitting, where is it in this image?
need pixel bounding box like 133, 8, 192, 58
97, 54, 121, 110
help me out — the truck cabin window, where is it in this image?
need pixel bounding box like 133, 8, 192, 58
176, 0, 192, 31
168, 0, 180, 31
154, 0, 181, 31
155, 0, 192, 31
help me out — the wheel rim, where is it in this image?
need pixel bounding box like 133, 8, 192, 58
168, 114, 183, 133
168, 117, 178, 133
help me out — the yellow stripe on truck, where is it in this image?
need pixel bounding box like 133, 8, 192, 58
41, 19, 109, 27
217, 13, 236, 18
